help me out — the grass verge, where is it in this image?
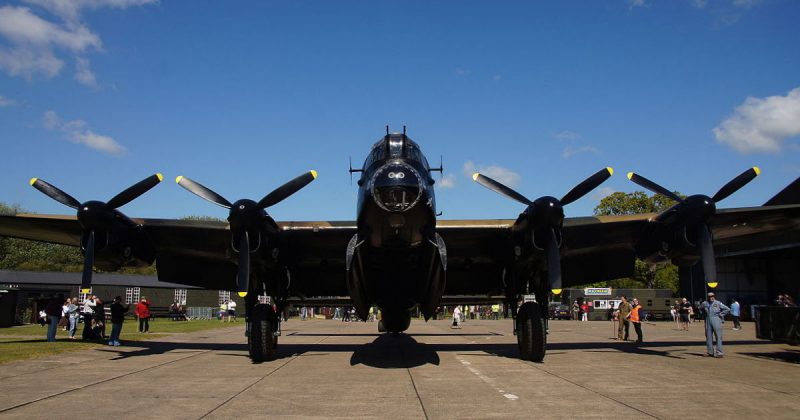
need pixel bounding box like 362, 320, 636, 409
0, 319, 241, 364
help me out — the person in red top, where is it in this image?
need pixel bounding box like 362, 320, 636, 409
580, 302, 589, 321
135, 297, 151, 333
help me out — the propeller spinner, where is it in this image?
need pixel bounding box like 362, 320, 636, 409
176, 171, 317, 297
29, 174, 164, 293
626, 167, 760, 288
473, 167, 614, 295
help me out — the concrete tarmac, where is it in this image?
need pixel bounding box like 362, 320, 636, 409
0, 318, 798, 419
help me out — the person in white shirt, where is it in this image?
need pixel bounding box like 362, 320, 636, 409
226, 300, 237, 322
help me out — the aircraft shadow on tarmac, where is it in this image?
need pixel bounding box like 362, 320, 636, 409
84, 337, 777, 367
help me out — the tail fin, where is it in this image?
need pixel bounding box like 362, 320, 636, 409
764, 176, 800, 206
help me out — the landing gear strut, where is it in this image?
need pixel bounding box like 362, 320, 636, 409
247, 303, 278, 362
516, 301, 546, 362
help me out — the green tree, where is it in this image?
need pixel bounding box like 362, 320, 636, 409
578, 191, 682, 293
594, 191, 680, 216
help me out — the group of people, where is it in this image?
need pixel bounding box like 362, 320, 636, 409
670, 298, 695, 331
218, 300, 237, 322
572, 301, 591, 321
39, 294, 152, 345
609, 293, 732, 357
610, 296, 645, 343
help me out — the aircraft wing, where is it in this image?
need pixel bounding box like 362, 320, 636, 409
437, 216, 645, 296
438, 204, 800, 296
2, 204, 799, 297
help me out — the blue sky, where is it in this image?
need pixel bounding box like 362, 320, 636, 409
1, 0, 799, 222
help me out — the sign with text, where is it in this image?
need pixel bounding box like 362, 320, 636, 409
584, 287, 612, 296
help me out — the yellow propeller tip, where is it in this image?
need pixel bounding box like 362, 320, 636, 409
551, 289, 563, 295
175, 176, 183, 184
237, 291, 248, 298
472, 173, 480, 181
29, 177, 38, 186
156, 173, 164, 182
310, 170, 318, 179
626, 172, 634, 180
80, 288, 91, 294
753, 167, 761, 176
707, 282, 718, 289
606, 167, 614, 176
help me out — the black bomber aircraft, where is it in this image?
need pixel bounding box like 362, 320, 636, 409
2, 127, 800, 363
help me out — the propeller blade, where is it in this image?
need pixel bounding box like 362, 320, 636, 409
711, 167, 760, 203
106, 173, 164, 209
29, 178, 81, 210
545, 228, 562, 292
560, 167, 614, 206
626, 173, 684, 203
236, 232, 250, 298
81, 230, 95, 293
176, 176, 232, 209
256, 170, 318, 209
697, 224, 717, 287
472, 173, 533, 206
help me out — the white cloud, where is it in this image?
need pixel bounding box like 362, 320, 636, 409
463, 161, 521, 188
0, 94, 16, 106
733, 0, 762, 8
555, 130, 581, 142
591, 186, 616, 202
713, 87, 800, 154
562, 145, 599, 159
74, 56, 96, 86
437, 173, 456, 189
43, 110, 127, 155
628, 0, 647, 9
690, 0, 708, 8
0, 1, 155, 83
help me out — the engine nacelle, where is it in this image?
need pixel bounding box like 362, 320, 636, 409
88, 226, 156, 271
635, 222, 702, 267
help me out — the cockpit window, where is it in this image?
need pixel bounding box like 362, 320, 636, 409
388, 135, 403, 158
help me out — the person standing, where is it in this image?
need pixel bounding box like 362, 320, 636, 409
629, 298, 643, 344
65, 297, 80, 339
108, 296, 130, 346
44, 294, 63, 342
730, 299, 741, 330
617, 296, 631, 341
227, 300, 237, 322
580, 302, 589, 321
452, 305, 462, 328
703, 292, 731, 357
81, 295, 96, 339
679, 298, 692, 331
135, 296, 151, 333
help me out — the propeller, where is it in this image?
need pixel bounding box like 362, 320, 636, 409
473, 167, 614, 294
176, 170, 318, 297
29, 174, 164, 293
626, 167, 760, 287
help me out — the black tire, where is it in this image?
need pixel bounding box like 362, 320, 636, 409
248, 304, 276, 363
517, 302, 546, 362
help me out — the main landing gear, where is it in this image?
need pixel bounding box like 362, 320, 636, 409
516, 301, 546, 362
247, 303, 279, 362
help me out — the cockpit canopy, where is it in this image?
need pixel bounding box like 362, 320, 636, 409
363, 133, 430, 171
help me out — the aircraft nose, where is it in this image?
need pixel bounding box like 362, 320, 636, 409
371, 163, 423, 212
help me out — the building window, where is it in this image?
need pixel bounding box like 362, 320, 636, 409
78, 287, 92, 302
218, 290, 231, 305
125, 287, 141, 304
174, 289, 187, 305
